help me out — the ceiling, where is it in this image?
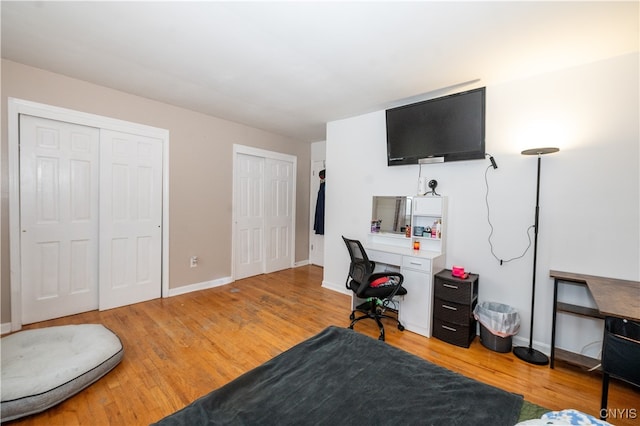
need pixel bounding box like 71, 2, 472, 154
2, 1, 638, 142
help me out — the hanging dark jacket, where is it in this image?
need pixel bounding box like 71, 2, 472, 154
314, 181, 325, 235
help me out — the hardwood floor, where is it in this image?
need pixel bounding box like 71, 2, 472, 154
4, 265, 638, 425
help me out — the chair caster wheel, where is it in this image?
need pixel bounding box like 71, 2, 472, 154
398, 324, 405, 331
348, 325, 354, 330
378, 335, 385, 341
349, 313, 355, 320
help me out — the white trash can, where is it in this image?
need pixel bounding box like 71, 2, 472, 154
473, 302, 520, 353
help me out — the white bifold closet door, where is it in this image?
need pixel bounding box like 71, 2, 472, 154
235, 153, 294, 280
19, 116, 162, 324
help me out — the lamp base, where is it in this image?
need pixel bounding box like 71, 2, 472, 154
513, 346, 549, 366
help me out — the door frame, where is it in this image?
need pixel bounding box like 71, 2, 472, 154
231, 144, 296, 280
8, 98, 170, 332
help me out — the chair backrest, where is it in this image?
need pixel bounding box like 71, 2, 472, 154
342, 236, 373, 285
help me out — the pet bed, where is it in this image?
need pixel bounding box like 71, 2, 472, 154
1, 324, 123, 422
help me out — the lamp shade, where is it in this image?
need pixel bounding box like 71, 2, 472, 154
521, 147, 559, 156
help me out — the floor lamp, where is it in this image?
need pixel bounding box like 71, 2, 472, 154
513, 147, 559, 365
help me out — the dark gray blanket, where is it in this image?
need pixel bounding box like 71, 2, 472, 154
154, 326, 523, 425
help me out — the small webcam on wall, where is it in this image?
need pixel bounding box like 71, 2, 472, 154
427, 179, 440, 196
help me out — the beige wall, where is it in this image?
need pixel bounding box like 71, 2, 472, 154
1, 59, 311, 324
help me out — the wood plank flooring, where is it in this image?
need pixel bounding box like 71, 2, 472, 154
4, 265, 639, 425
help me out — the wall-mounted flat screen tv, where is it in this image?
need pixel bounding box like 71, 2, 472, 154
386, 87, 486, 166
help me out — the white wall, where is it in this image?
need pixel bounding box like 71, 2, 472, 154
311, 140, 327, 162
323, 53, 639, 356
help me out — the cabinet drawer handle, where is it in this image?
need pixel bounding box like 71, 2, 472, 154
442, 304, 457, 311
443, 283, 458, 289
441, 325, 457, 332
409, 261, 422, 266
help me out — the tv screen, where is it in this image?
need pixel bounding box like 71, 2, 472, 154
386, 87, 486, 166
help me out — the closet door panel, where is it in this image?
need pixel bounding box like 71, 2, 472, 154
264, 158, 293, 274
234, 154, 265, 279
19, 115, 100, 324
99, 130, 163, 310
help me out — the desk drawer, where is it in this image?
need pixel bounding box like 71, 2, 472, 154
433, 297, 474, 325
402, 256, 431, 272
367, 249, 402, 266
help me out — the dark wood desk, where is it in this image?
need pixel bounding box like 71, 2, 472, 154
549, 270, 640, 369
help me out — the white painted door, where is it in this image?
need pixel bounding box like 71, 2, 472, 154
235, 154, 265, 279
99, 130, 163, 310
264, 158, 294, 273
19, 115, 100, 324
234, 148, 296, 280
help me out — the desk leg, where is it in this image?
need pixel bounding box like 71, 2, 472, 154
600, 373, 610, 420
550, 278, 559, 369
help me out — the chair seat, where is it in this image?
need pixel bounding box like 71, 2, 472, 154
362, 285, 407, 299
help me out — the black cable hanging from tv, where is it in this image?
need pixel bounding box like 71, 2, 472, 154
484, 153, 534, 266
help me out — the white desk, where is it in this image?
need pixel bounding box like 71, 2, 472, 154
364, 242, 445, 337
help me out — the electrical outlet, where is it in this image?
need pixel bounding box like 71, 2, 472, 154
190, 256, 198, 268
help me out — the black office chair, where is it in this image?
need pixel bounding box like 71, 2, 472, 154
342, 236, 407, 341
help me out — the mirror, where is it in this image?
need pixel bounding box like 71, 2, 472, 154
371, 196, 411, 234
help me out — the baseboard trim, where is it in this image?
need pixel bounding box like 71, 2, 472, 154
510, 336, 551, 356
166, 263, 316, 297
1, 322, 13, 335
321, 280, 350, 295
321, 281, 550, 355
167, 276, 233, 297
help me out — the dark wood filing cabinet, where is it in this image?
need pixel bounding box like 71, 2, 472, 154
432, 269, 479, 348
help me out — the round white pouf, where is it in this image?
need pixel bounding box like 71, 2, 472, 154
1, 324, 123, 422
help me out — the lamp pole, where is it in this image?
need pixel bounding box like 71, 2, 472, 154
513, 147, 559, 365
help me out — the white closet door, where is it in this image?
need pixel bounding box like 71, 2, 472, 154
264, 158, 294, 273
19, 115, 100, 324
235, 154, 265, 280
99, 130, 163, 310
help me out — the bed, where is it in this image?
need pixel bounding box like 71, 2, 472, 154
154, 326, 533, 425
